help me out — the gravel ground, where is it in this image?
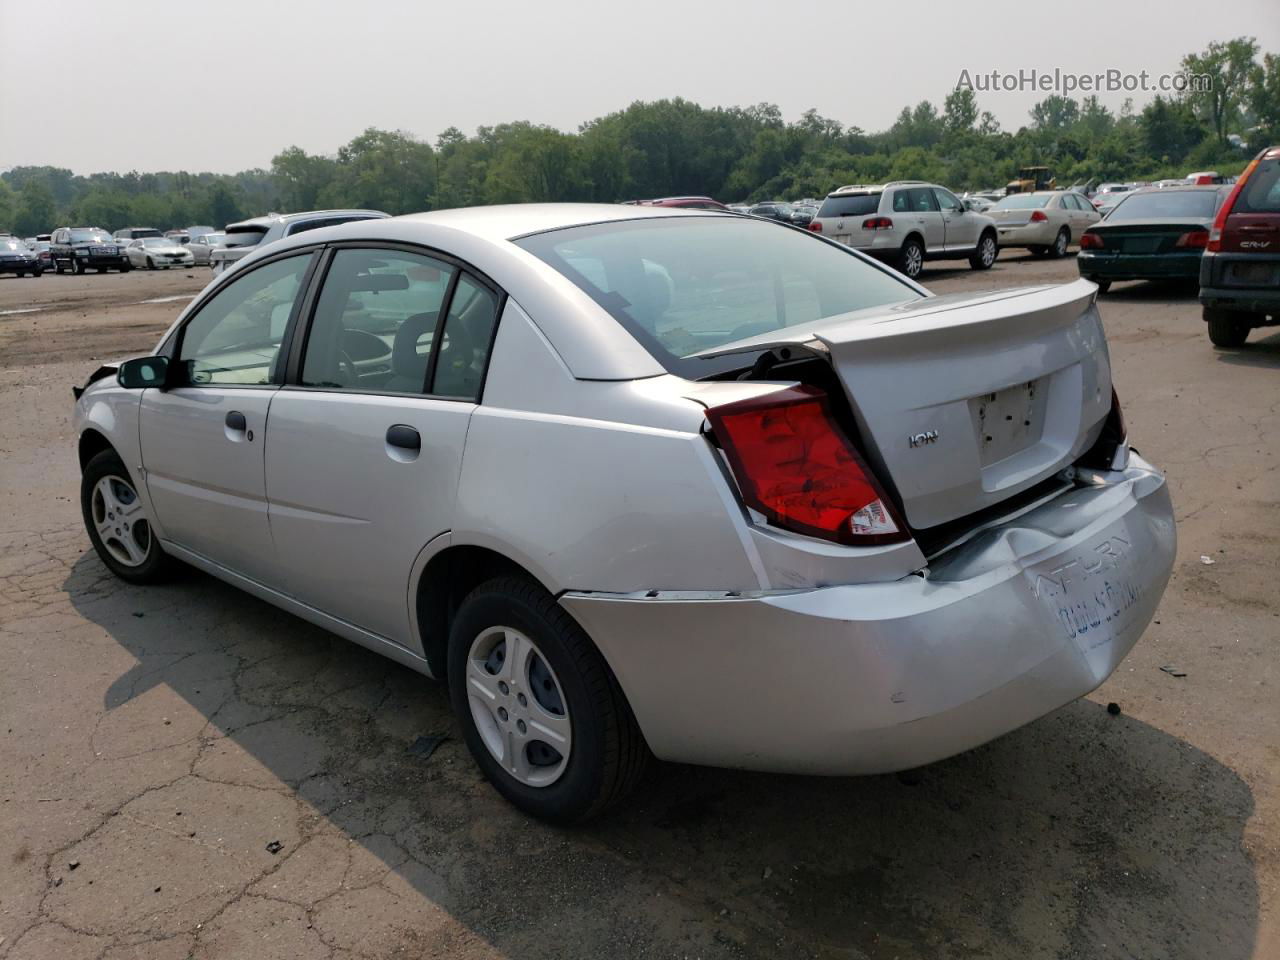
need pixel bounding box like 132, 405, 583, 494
0, 252, 1276, 960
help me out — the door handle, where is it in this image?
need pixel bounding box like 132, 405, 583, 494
225, 411, 246, 431
385, 424, 421, 452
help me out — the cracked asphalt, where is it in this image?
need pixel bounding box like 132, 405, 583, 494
0, 256, 1277, 959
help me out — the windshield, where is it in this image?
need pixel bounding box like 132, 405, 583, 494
2, 238, 28, 251
994, 195, 1051, 210
1108, 191, 1223, 219
515, 216, 920, 375
70, 229, 111, 243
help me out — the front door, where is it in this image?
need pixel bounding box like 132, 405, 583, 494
140, 252, 314, 585
903, 186, 945, 252
935, 187, 979, 250
265, 247, 502, 647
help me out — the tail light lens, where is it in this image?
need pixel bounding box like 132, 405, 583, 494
861, 216, 894, 230
1079, 231, 1104, 249
1029, 210, 1048, 222
1175, 229, 1209, 249
807, 221, 822, 233
1208, 149, 1264, 252
705, 386, 907, 545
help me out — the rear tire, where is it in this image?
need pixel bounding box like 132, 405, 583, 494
448, 576, 648, 823
146, 257, 155, 270
1029, 245, 1049, 257
1050, 228, 1070, 259
73, 259, 85, 275
80, 449, 174, 584
1089, 277, 1111, 293
897, 237, 924, 280
1205, 308, 1251, 347
968, 232, 998, 270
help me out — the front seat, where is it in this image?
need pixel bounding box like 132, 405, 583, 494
383, 311, 439, 393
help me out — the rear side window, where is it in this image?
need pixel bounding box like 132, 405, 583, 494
818, 194, 880, 218
905, 188, 940, 212
1235, 156, 1280, 214
432, 276, 500, 400
301, 248, 457, 394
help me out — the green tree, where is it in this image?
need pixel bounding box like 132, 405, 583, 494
943, 88, 979, 134
13, 181, 57, 236
1030, 95, 1080, 131
1182, 37, 1260, 144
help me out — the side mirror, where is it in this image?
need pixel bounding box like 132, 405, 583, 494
117, 356, 169, 389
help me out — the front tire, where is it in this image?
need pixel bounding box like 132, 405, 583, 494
146, 257, 155, 270
968, 232, 998, 270
448, 576, 647, 823
1205, 308, 1251, 347
897, 237, 924, 279
81, 449, 173, 584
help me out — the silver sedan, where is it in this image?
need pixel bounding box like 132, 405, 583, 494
73, 205, 1175, 822
126, 237, 195, 270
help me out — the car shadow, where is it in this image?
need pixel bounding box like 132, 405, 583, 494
1215, 327, 1280, 368
64, 552, 1260, 959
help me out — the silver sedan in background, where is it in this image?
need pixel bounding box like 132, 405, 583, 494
988, 190, 1101, 257
73, 205, 1175, 822
126, 236, 195, 270
185, 231, 226, 265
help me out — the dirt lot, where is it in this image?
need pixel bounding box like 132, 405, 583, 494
0, 254, 1277, 960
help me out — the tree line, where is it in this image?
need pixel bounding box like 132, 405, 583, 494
2, 37, 1274, 237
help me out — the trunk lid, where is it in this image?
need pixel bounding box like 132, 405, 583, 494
698, 280, 1112, 529
1089, 217, 1212, 254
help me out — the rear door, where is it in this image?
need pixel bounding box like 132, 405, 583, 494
140, 252, 316, 585
264, 245, 502, 648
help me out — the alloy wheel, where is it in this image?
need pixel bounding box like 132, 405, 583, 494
465, 626, 572, 787
980, 236, 996, 266
91, 475, 151, 567
903, 243, 923, 278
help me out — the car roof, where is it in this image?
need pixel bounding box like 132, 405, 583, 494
385, 202, 717, 242
225, 209, 389, 230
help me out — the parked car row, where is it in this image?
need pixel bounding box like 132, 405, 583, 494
1071, 145, 1279, 348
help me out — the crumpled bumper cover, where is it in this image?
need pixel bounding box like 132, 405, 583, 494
561, 454, 1175, 775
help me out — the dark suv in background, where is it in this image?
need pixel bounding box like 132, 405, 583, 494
50, 227, 131, 274
1200, 145, 1280, 347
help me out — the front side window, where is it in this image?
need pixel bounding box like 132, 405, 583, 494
935, 189, 962, 213
516, 216, 920, 377
301, 248, 457, 393
178, 254, 312, 386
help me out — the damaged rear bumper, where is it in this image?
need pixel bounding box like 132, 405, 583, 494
560, 453, 1175, 775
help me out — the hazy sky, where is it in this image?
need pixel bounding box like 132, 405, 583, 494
2, 0, 1277, 175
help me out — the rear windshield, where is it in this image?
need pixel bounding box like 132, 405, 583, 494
1108, 190, 1223, 219
225, 226, 268, 248
1235, 156, 1280, 214
817, 194, 881, 218
994, 195, 1051, 209
515, 216, 920, 376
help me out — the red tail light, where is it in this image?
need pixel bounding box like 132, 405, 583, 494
1175, 229, 1209, 249
1208, 149, 1264, 252
1195, 174, 1214, 185
1079, 231, 1104, 249
1029, 210, 1048, 222
861, 216, 894, 230
705, 386, 906, 545
807, 221, 822, 233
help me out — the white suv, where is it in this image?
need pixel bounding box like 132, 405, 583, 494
809, 181, 998, 279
